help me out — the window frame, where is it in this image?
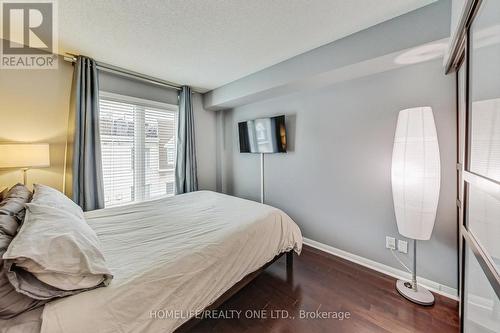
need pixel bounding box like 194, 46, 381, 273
99, 91, 179, 207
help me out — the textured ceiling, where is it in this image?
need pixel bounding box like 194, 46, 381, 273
59, 0, 436, 91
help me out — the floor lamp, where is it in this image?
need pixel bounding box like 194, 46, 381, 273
391, 107, 440, 306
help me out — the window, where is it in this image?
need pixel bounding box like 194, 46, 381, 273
99, 92, 178, 207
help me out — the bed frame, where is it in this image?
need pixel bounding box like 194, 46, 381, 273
176, 250, 294, 332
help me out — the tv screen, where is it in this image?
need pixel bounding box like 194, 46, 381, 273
238, 115, 287, 153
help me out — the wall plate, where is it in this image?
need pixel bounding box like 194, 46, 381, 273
398, 239, 408, 254
386, 236, 396, 250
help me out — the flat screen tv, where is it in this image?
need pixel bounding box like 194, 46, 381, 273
238, 115, 287, 153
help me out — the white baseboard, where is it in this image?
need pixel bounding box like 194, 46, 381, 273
302, 237, 458, 301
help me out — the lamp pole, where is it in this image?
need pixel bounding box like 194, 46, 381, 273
260, 153, 264, 204
21, 168, 29, 185
411, 240, 417, 291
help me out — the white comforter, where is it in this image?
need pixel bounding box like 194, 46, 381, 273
40, 191, 302, 333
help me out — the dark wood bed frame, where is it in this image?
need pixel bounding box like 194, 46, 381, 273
176, 250, 294, 332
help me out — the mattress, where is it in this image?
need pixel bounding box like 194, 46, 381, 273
39, 191, 302, 333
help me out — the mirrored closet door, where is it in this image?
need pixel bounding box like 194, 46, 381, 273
454, 0, 500, 331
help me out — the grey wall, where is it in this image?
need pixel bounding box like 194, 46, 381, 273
218, 58, 457, 288
192, 92, 217, 191
99, 71, 179, 105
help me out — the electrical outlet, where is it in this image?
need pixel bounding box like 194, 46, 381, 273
397, 240, 408, 254
386, 236, 396, 250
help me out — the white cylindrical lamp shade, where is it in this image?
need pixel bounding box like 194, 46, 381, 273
0, 144, 50, 168
391, 107, 441, 240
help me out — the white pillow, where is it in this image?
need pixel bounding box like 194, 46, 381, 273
16, 260, 104, 291
32, 184, 83, 218
3, 203, 112, 298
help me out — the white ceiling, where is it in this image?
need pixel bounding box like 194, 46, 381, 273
59, 0, 435, 91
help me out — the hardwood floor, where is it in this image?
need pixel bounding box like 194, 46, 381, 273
187, 245, 459, 333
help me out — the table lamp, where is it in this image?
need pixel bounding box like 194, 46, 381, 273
391, 107, 440, 306
0, 144, 50, 185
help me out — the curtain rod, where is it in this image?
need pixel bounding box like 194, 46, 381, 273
64, 53, 183, 91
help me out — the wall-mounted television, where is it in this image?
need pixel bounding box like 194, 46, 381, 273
238, 115, 287, 153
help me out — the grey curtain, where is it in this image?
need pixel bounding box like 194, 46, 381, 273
175, 86, 198, 194
70, 56, 104, 211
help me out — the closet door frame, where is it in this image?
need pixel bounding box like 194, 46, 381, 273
452, 0, 500, 331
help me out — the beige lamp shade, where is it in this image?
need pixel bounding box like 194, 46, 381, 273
0, 144, 50, 168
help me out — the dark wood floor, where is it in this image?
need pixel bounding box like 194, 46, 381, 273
187, 245, 459, 333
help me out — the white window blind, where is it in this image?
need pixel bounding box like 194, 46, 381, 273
99, 92, 178, 207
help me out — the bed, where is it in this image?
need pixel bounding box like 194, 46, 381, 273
2, 191, 302, 333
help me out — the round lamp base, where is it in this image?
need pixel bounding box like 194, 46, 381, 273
396, 280, 434, 306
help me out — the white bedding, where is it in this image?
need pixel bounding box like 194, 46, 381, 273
0, 307, 43, 333
39, 191, 302, 333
